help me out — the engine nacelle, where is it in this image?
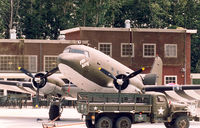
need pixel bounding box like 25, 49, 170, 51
36, 82, 63, 96
143, 74, 157, 85
31, 73, 65, 97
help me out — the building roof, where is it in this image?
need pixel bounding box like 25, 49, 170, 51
60, 27, 197, 34
0, 39, 88, 44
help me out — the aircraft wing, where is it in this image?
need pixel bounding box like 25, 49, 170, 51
0, 80, 33, 88
0, 80, 35, 94
143, 85, 200, 92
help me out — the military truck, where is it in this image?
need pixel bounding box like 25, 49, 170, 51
77, 92, 191, 128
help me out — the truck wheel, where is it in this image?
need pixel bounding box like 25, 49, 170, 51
116, 116, 131, 128
85, 119, 94, 128
95, 116, 113, 128
164, 122, 173, 128
173, 116, 189, 128
49, 104, 60, 120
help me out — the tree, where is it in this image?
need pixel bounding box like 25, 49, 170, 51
0, 0, 10, 38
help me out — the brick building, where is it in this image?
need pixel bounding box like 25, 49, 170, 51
0, 27, 196, 85
0, 39, 88, 74
61, 27, 197, 85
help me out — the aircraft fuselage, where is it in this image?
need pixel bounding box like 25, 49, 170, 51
58, 45, 144, 93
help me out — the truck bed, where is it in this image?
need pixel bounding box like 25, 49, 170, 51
77, 92, 152, 115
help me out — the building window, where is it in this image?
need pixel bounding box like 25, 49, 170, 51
44, 56, 58, 72
121, 43, 134, 57
98, 43, 112, 56
0, 55, 37, 72
165, 44, 177, 58
143, 44, 156, 58
164, 76, 177, 85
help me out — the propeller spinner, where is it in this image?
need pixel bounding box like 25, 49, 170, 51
99, 67, 145, 91
18, 67, 59, 107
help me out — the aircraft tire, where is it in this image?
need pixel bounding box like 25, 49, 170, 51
49, 104, 60, 121
85, 119, 94, 128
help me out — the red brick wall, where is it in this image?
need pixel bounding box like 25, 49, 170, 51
65, 31, 80, 40
67, 29, 190, 85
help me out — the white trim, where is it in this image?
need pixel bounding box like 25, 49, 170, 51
121, 43, 134, 57
0, 39, 88, 44
164, 44, 177, 58
43, 55, 58, 72
60, 27, 197, 34
143, 43, 156, 58
164, 75, 177, 85
132, 28, 197, 34
98, 43, 112, 57
60, 27, 130, 34
186, 30, 197, 34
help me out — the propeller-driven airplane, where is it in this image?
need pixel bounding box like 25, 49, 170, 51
1, 44, 200, 120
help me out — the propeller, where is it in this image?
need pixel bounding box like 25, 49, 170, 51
18, 66, 59, 108
99, 67, 145, 91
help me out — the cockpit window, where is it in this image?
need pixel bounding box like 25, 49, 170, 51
64, 47, 89, 57
70, 48, 85, 54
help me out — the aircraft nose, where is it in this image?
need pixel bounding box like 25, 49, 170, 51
58, 53, 85, 67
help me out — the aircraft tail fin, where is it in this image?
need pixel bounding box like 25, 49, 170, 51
150, 56, 163, 85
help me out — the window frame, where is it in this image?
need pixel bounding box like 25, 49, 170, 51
143, 43, 156, 58
164, 75, 177, 85
121, 43, 134, 57
44, 55, 58, 72
0, 55, 37, 72
98, 43, 112, 57
164, 44, 177, 58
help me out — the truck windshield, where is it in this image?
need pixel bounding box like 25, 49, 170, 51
157, 96, 166, 102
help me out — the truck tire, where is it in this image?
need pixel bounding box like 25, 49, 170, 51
173, 116, 189, 128
164, 122, 173, 128
116, 116, 131, 128
95, 116, 113, 128
49, 104, 60, 121
85, 119, 94, 128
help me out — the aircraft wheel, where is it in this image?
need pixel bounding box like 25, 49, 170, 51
116, 116, 131, 128
95, 116, 113, 128
49, 104, 60, 120
173, 116, 189, 128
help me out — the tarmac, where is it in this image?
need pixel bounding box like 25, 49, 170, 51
0, 107, 200, 128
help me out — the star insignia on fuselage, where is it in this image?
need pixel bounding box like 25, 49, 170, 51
158, 107, 165, 115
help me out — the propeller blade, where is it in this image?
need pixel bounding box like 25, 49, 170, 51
35, 84, 40, 108
42, 67, 59, 78
18, 67, 34, 78
99, 67, 117, 80
124, 67, 145, 81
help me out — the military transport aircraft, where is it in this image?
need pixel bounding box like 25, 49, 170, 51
1, 44, 200, 120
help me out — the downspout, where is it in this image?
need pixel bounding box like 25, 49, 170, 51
184, 30, 187, 85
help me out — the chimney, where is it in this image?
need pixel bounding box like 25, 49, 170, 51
125, 20, 131, 28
